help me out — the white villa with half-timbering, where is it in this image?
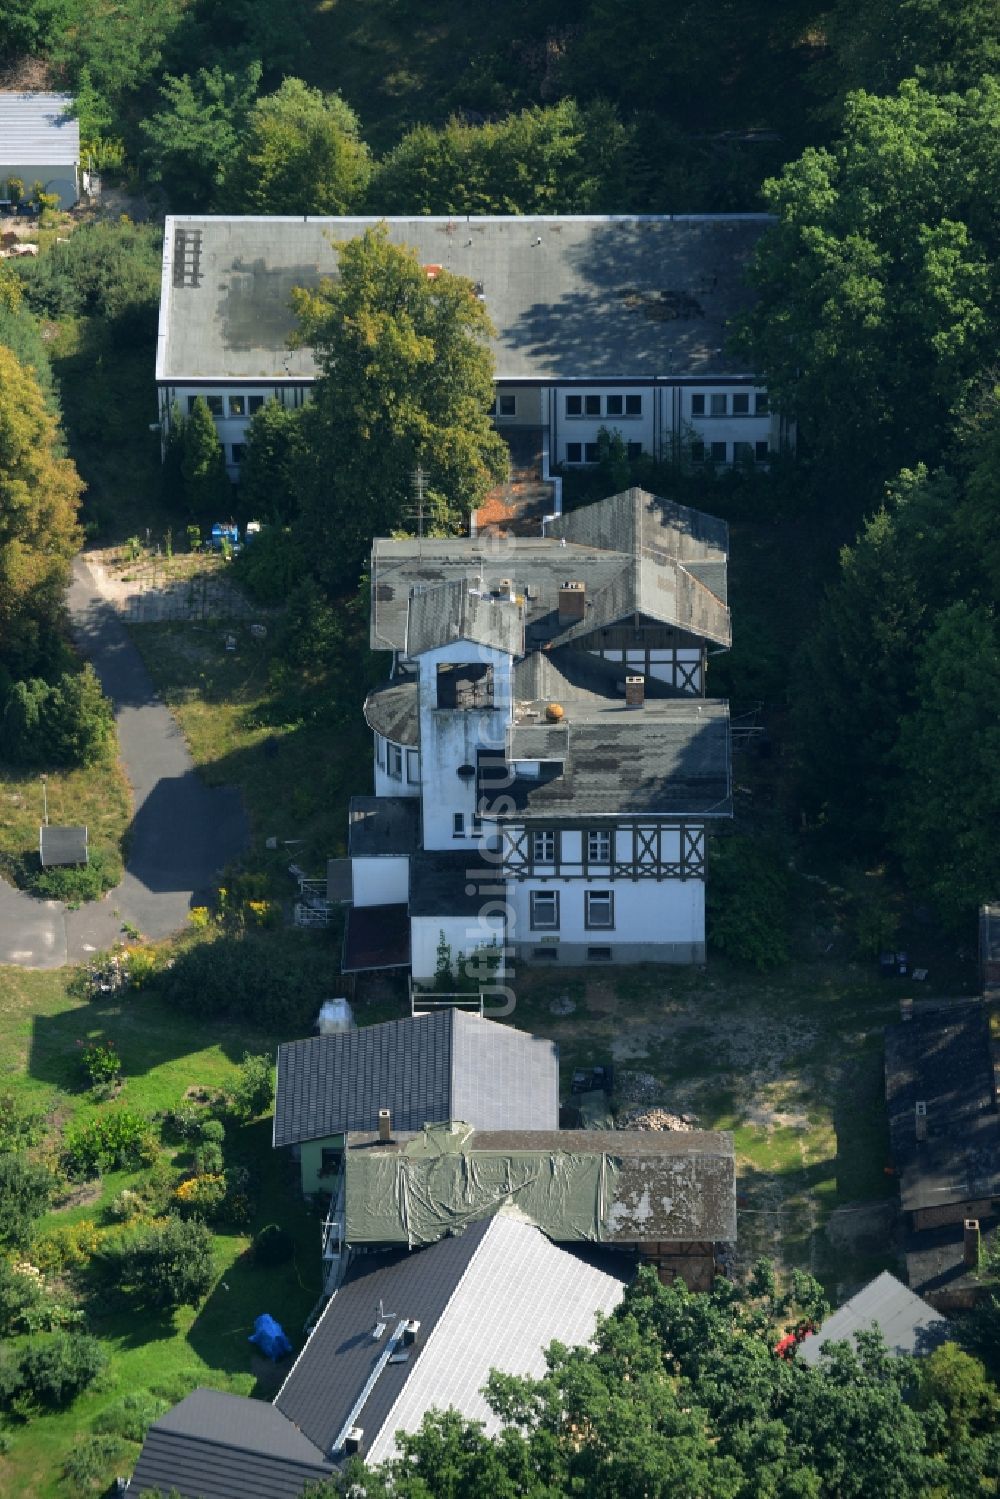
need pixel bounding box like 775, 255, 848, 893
155, 214, 791, 483
332, 487, 733, 981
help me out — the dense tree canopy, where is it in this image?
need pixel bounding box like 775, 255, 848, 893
291, 225, 507, 592
225, 78, 370, 215
736, 79, 1000, 499
140, 60, 262, 208
0, 344, 83, 679
297, 1266, 998, 1499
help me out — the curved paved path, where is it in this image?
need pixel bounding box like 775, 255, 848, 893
0, 556, 247, 968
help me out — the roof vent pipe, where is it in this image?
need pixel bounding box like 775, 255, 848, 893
345, 1427, 364, 1455
899, 996, 913, 1023
915, 1101, 927, 1142
378, 1108, 392, 1143
403, 1319, 421, 1346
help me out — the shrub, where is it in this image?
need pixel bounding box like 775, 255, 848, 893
194, 1141, 224, 1175
234, 524, 305, 602
228, 1052, 275, 1122
707, 832, 791, 970
30, 848, 120, 903
114, 1216, 214, 1309
253, 1224, 294, 1268
33, 1219, 108, 1273
93, 1389, 169, 1442
77, 1038, 122, 1089
174, 1173, 227, 1219
108, 1188, 149, 1223
153, 933, 333, 1032
1, 1332, 107, 1410
125, 945, 160, 990
63, 1110, 157, 1178
62, 1433, 133, 1491
201, 1119, 225, 1145
0, 665, 113, 769
0, 1094, 46, 1154
0, 1153, 54, 1251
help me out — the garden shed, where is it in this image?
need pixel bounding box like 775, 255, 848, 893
39, 824, 88, 867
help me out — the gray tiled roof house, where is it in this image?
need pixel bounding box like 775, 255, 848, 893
126, 1387, 332, 1498
273, 1009, 559, 1149
797, 1272, 950, 1365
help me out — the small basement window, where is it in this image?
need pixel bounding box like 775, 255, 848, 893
587, 946, 612, 962
533, 947, 559, 961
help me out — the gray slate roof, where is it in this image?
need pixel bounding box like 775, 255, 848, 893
371, 488, 730, 654
128, 1388, 331, 1499
797, 1272, 950, 1365
273, 1009, 558, 1147
363, 675, 420, 746
157, 214, 770, 383
0, 92, 79, 164
406, 578, 523, 657
885, 1002, 1000, 1213
275, 1213, 627, 1464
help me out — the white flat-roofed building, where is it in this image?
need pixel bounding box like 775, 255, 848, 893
0, 93, 81, 207
155, 214, 791, 480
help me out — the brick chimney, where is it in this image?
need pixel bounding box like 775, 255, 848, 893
557, 580, 586, 626
915, 1100, 927, 1141
625, 676, 645, 709
378, 1108, 392, 1143
964, 1218, 981, 1270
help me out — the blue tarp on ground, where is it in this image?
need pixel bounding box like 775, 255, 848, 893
249, 1313, 293, 1360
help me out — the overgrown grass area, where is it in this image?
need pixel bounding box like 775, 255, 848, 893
0, 740, 130, 897
0, 957, 330, 1499
127, 620, 373, 878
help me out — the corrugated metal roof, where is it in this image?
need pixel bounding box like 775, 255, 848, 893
797, 1272, 949, 1364
367, 1214, 627, 1462
275, 1214, 627, 1463
0, 93, 79, 165
273, 1009, 558, 1147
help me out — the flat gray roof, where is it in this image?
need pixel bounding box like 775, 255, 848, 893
157, 215, 771, 383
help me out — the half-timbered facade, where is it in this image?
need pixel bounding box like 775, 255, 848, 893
338, 488, 732, 977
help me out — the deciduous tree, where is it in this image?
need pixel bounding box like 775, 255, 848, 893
0, 344, 83, 678
141, 60, 261, 208
225, 78, 370, 214
291, 225, 507, 593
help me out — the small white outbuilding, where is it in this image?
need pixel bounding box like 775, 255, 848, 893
0, 92, 81, 208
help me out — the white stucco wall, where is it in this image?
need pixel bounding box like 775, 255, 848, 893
373, 735, 420, 798
353, 857, 409, 908
411, 913, 505, 982
1, 164, 78, 207
506, 875, 704, 952
418, 640, 513, 850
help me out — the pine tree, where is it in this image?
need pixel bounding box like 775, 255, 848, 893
180, 397, 230, 518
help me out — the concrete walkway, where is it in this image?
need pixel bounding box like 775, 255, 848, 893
0, 556, 247, 968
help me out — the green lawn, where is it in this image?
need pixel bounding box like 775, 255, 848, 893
0, 739, 130, 896
0, 962, 328, 1499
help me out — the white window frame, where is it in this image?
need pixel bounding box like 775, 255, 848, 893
387, 743, 403, 780
585, 890, 615, 929
530, 889, 559, 930
376, 734, 386, 770
406, 749, 420, 783
587, 830, 611, 863
497, 394, 516, 417
532, 830, 556, 864
731, 392, 750, 416
709, 393, 727, 417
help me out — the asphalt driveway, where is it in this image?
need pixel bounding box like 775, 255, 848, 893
0, 556, 247, 968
